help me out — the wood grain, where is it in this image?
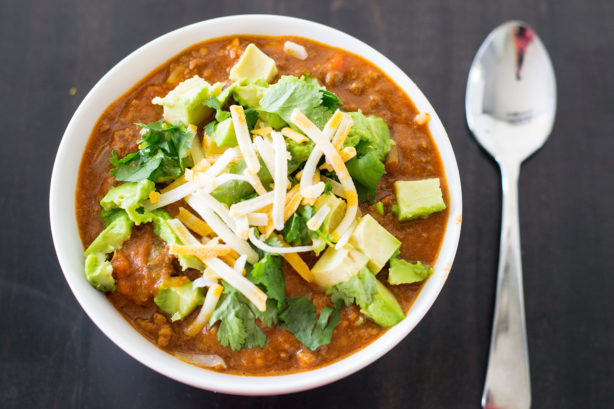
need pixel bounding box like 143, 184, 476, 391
1, 0, 613, 407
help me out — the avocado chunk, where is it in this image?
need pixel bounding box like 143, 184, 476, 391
314, 193, 346, 235
152, 76, 224, 126
232, 79, 268, 108
393, 178, 446, 221
348, 214, 401, 273
258, 111, 286, 129
100, 179, 155, 225
361, 280, 405, 327
229, 44, 278, 82
311, 244, 369, 289
211, 117, 237, 147
84, 211, 133, 292
154, 279, 205, 322
388, 257, 433, 285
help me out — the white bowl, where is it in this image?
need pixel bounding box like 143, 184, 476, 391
49, 14, 462, 395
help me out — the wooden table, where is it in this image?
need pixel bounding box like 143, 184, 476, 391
2, 0, 613, 407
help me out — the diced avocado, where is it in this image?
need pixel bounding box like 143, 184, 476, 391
348, 214, 401, 273
154, 279, 204, 322
84, 211, 133, 258
100, 179, 155, 225
148, 209, 204, 271
258, 111, 286, 129
361, 280, 404, 327
314, 194, 346, 235
84, 254, 115, 292
211, 117, 237, 147
152, 76, 224, 126
229, 44, 278, 82
232, 79, 268, 108
388, 258, 433, 285
311, 244, 369, 289
393, 178, 446, 221
84, 211, 133, 292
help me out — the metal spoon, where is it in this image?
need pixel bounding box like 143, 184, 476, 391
466, 21, 556, 409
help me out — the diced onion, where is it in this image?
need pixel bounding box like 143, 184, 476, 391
271, 131, 288, 231
283, 41, 308, 60
189, 125, 205, 165
174, 352, 226, 368
230, 105, 260, 173
248, 228, 313, 254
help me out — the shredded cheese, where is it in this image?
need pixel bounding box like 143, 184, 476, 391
168, 218, 266, 311
149, 191, 160, 204
185, 283, 223, 336
230, 105, 260, 173
290, 109, 358, 240
251, 127, 272, 137
331, 116, 353, 151
192, 277, 218, 288
228, 191, 275, 218
233, 254, 247, 276
283, 41, 308, 60
281, 127, 309, 143
271, 131, 288, 231
307, 204, 331, 231
234, 215, 249, 240
248, 228, 313, 254
177, 207, 213, 237
247, 213, 268, 226
169, 243, 232, 259
335, 219, 357, 249
299, 110, 345, 199
186, 192, 258, 264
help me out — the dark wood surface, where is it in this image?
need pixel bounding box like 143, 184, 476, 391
2, 0, 613, 407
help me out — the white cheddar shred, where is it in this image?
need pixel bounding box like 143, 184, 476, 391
290, 109, 358, 241
271, 131, 288, 231
248, 228, 313, 254
230, 105, 260, 173
307, 204, 331, 231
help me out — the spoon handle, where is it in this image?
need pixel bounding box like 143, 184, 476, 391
482, 161, 531, 409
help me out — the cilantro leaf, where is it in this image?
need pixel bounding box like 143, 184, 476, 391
209, 283, 266, 351
327, 267, 378, 309
109, 121, 194, 183
204, 120, 216, 136
246, 253, 285, 308
202, 96, 222, 111
320, 89, 343, 111
279, 297, 341, 351
260, 75, 333, 129
282, 205, 316, 245
346, 151, 386, 203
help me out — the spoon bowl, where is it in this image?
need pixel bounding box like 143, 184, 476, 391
466, 21, 557, 409
466, 20, 556, 164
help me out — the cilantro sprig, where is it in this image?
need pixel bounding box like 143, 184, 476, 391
279, 297, 341, 351
109, 120, 193, 183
